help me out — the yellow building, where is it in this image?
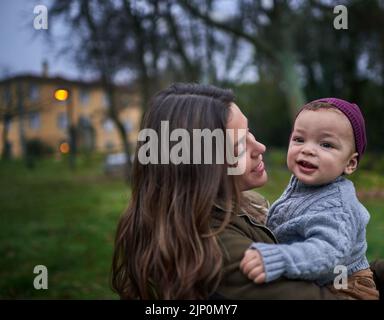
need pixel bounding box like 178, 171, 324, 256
0, 74, 141, 158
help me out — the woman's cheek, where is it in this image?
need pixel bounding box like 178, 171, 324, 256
236, 153, 248, 175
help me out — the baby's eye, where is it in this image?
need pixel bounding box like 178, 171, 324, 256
292, 136, 304, 143
320, 142, 333, 148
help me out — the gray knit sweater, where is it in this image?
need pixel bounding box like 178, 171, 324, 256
251, 175, 370, 285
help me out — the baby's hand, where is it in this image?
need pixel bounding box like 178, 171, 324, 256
240, 249, 266, 284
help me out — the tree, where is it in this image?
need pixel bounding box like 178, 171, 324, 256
48, 0, 384, 153
49, 0, 246, 180
0, 80, 28, 163
50, 0, 154, 180
180, 0, 306, 120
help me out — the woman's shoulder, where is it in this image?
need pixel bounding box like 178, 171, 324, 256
241, 190, 269, 225
211, 190, 271, 244
242, 190, 270, 209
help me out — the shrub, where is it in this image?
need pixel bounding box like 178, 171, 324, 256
26, 139, 54, 158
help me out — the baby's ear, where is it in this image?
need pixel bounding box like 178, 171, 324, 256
344, 152, 359, 175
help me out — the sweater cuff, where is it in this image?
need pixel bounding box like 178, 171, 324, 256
250, 242, 286, 283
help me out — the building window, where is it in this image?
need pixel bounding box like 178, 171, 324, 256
103, 119, 114, 132
124, 119, 133, 133
3, 88, 11, 105
105, 141, 115, 151
79, 89, 90, 106
79, 115, 91, 127
29, 112, 41, 130
102, 92, 109, 109
57, 112, 68, 130
29, 84, 39, 101
5, 119, 11, 131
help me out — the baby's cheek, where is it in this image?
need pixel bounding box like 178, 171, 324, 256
286, 155, 294, 171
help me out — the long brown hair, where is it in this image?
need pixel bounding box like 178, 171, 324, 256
112, 83, 242, 299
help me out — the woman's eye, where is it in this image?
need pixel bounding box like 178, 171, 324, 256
237, 146, 246, 158
321, 142, 333, 148
233, 134, 247, 157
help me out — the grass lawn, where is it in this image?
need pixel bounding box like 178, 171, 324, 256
0, 152, 383, 299
0, 156, 127, 299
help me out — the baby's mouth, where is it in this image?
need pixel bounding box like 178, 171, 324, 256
297, 160, 318, 169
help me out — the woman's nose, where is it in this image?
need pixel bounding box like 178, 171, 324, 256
251, 140, 266, 158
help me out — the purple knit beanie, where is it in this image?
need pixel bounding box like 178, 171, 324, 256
300, 98, 367, 161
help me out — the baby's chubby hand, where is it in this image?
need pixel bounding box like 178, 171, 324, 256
240, 249, 266, 284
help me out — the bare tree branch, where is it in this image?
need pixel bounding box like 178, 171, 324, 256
164, 2, 199, 81
179, 0, 277, 61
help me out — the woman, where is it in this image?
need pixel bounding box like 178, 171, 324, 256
111, 83, 384, 299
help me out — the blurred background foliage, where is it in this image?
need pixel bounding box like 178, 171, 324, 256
44, 0, 384, 154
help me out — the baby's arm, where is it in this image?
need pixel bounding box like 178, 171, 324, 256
241, 206, 356, 283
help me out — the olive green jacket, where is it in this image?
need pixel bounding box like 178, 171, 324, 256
211, 191, 339, 300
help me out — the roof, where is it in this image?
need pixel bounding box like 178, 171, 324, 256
0, 74, 137, 92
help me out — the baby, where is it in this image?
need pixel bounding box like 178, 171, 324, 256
240, 98, 379, 299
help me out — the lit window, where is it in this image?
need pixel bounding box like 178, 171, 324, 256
29, 112, 41, 130
29, 84, 39, 101
59, 142, 70, 154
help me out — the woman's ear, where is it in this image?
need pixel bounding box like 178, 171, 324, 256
344, 152, 359, 175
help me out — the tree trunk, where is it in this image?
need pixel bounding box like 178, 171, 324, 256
104, 81, 132, 183
179, 0, 305, 122
1, 113, 11, 160
277, 51, 306, 121
114, 117, 132, 183
16, 82, 28, 166
123, 0, 152, 112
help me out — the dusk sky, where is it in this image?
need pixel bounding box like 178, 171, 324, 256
0, 0, 259, 83
0, 0, 79, 79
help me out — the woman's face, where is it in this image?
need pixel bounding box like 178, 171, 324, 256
227, 103, 267, 191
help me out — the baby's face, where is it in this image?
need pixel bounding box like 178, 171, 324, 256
287, 108, 358, 186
